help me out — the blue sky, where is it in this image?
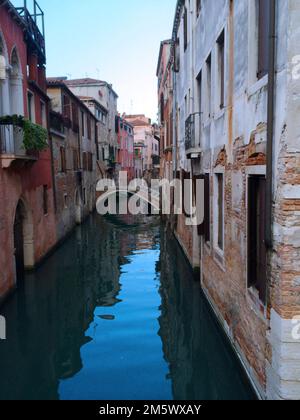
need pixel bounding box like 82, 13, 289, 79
13, 0, 176, 121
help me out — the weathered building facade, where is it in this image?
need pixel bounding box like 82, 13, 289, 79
116, 116, 134, 180
0, 0, 56, 302
65, 78, 119, 175
125, 114, 160, 177
162, 0, 300, 400
47, 80, 99, 241
157, 40, 173, 182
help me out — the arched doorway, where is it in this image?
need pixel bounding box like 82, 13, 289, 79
13, 199, 34, 285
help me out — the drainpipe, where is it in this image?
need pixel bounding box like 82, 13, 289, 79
265, 0, 276, 249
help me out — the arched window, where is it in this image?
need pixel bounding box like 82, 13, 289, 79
0, 32, 9, 117
9, 47, 24, 116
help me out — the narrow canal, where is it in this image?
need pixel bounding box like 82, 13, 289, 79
0, 214, 256, 400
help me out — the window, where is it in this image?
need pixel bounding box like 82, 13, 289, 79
216, 173, 224, 251
43, 185, 48, 215
40, 101, 47, 128
206, 55, 212, 119
73, 149, 79, 170
72, 102, 79, 132
95, 121, 99, 160
62, 94, 71, 119
60, 147, 66, 173
217, 30, 225, 109
27, 91, 35, 122
257, 0, 270, 80
196, 71, 202, 115
64, 193, 68, 208
196, 0, 201, 17
173, 38, 180, 73
248, 175, 267, 304
81, 111, 85, 137
82, 152, 88, 171
87, 115, 91, 140
204, 173, 210, 242
88, 152, 93, 172
184, 7, 188, 51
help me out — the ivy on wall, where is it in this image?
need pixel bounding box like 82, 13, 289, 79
0, 115, 48, 152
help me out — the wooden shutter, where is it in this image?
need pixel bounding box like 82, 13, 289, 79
184, 7, 188, 51
248, 176, 267, 304
204, 173, 210, 242
194, 175, 205, 236
217, 174, 224, 250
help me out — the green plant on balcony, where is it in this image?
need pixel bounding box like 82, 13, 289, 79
0, 115, 48, 152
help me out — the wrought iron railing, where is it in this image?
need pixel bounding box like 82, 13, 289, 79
16, 1, 46, 62
185, 113, 202, 151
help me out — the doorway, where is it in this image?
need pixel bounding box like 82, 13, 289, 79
13, 199, 34, 285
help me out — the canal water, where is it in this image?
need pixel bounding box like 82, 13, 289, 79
0, 214, 256, 400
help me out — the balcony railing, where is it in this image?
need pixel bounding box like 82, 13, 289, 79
16, 1, 46, 63
0, 123, 37, 168
185, 113, 202, 155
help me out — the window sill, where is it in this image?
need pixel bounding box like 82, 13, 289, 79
247, 74, 268, 98
204, 241, 211, 256
247, 286, 268, 320
213, 247, 226, 272
214, 108, 225, 121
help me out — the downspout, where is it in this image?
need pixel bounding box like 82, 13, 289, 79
265, 0, 276, 249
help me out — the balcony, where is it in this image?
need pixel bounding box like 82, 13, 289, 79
0, 123, 38, 169
185, 113, 202, 159
15, 1, 46, 64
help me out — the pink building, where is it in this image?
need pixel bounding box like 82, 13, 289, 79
116, 115, 134, 180
0, 0, 57, 301
124, 115, 160, 175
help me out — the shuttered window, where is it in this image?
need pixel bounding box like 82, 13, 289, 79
217, 174, 224, 250
63, 94, 71, 119
82, 152, 87, 171
217, 30, 225, 109
248, 176, 267, 304
257, 0, 270, 80
87, 116, 91, 140
204, 174, 210, 242
71, 102, 79, 132
60, 147, 66, 173
184, 7, 188, 51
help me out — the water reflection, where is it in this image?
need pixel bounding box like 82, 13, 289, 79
0, 214, 255, 400
158, 229, 256, 400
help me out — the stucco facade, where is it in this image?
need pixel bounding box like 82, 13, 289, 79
125, 114, 159, 176
65, 78, 119, 172
47, 81, 99, 241
0, 1, 56, 302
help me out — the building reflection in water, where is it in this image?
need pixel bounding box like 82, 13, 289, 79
0, 214, 255, 400
157, 227, 256, 400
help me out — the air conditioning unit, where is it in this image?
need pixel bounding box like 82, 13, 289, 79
0, 55, 6, 80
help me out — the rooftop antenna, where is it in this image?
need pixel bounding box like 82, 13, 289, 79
96, 68, 100, 80
66, 73, 72, 80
